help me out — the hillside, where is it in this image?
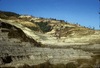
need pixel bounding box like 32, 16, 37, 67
0, 10, 100, 45
0, 11, 100, 68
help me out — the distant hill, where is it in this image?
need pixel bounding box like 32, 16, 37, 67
0, 10, 20, 19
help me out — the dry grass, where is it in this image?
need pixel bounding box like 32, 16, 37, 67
13, 19, 38, 27
58, 26, 95, 38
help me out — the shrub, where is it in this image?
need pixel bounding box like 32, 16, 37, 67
36, 22, 52, 33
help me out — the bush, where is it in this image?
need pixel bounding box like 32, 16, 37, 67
36, 22, 52, 33
28, 27, 40, 31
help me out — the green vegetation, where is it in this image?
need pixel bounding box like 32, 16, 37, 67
0, 10, 20, 19
27, 27, 40, 31
26, 21, 52, 32
0, 10, 20, 17
36, 22, 52, 33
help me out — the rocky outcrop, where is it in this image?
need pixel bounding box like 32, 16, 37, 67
0, 20, 41, 46
0, 45, 94, 67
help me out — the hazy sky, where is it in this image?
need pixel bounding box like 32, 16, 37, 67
0, 0, 99, 29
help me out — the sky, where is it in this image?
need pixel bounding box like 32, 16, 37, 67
0, 0, 99, 29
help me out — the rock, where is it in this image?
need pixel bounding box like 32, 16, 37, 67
29, 55, 35, 60
0, 58, 3, 65
17, 64, 30, 68
66, 62, 77, 68
79, 63, 93, 68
